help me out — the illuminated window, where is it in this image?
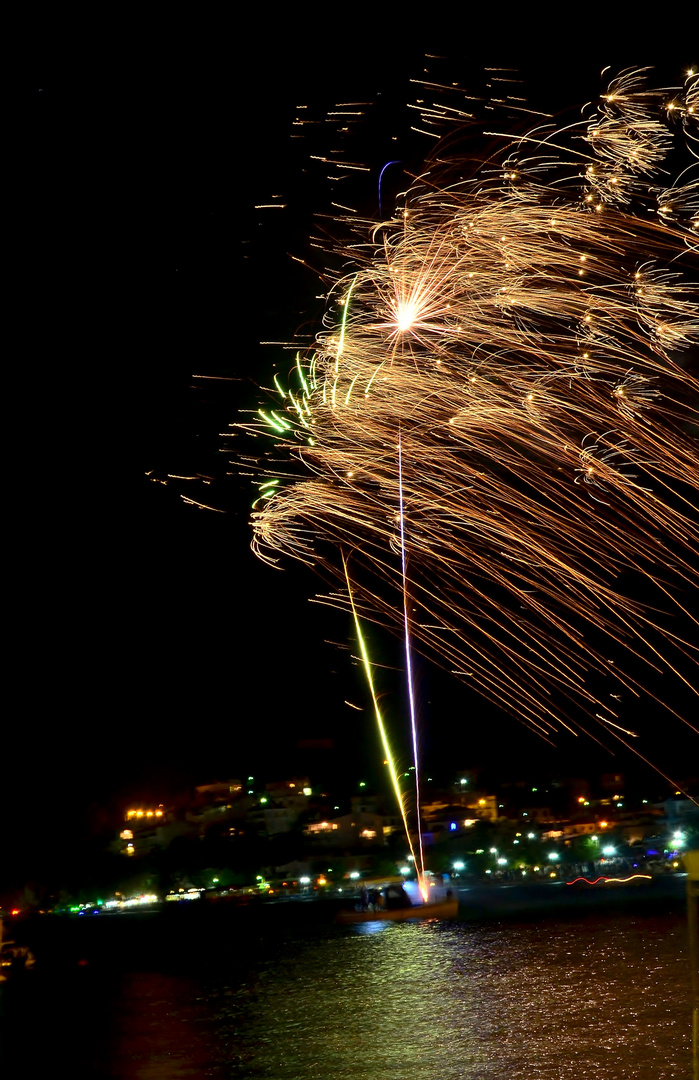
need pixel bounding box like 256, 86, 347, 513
360, 829, 377, 839
307, 821, 339, 833
120, 830, 133, 840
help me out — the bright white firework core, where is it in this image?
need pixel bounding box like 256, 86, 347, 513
395, 301, 417, 332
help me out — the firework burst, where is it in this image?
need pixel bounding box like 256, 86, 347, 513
247, 67, 698, 770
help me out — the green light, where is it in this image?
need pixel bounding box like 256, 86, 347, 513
364, 359, 385, 397
295, 352, 309, 394
344, 372, 360, 405
269, 409, 291, 431
288, 391, 310, 427
335, 275, 357, 369
258, 408, 286, 434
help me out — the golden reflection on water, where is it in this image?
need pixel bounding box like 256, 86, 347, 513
224, 916, 690, 1080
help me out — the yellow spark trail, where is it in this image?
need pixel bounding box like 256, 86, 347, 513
342, 552, 421, 874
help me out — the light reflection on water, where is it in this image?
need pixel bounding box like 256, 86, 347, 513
208, 913, 690, 1079
0, 910, 691, 1079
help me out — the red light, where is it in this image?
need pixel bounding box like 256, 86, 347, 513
10, 909, 20, 916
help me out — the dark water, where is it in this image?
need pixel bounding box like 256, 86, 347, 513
0, 900, 692, 1079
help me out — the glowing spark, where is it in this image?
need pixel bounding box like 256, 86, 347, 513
396, 301, 418, 332
566, 875, 653, 885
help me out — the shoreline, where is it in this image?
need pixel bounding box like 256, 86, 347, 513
6, 873, 687, 952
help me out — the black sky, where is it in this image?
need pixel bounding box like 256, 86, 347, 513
9, 19, 697, 848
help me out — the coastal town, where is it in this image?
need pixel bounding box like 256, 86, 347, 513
3, 768, 694, 918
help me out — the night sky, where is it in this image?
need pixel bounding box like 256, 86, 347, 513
8, 21, 697, 861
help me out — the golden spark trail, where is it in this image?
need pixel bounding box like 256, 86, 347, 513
566, 875, 653, 885
248, 66, 699, 780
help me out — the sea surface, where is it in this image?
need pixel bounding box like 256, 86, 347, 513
0, 892, 693, 1079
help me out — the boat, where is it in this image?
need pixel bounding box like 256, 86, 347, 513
336, 894, 458, 924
